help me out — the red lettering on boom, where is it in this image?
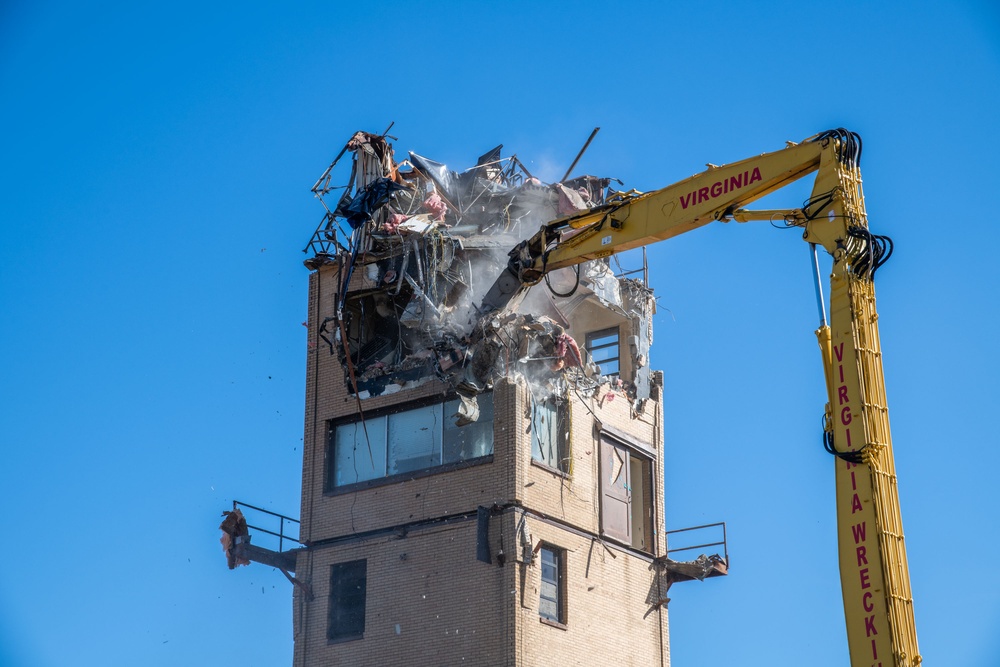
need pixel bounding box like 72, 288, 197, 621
676, 167, 764, 210
852, 521, 866, 544
856, 545, 868, 566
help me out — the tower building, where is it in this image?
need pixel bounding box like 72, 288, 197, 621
221, 130, 726, 666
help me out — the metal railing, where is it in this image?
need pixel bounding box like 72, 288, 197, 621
232, 500, 302, 553
611, 247, 649, 288
665, 521, 728, 564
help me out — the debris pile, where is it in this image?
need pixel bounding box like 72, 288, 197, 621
303, 128, 656, 416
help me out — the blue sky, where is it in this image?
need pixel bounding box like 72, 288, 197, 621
1, 1, 998, 665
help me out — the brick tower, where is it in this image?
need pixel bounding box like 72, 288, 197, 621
216, 130, 726, 666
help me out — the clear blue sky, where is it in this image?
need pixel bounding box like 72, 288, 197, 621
2, 2, 998, 665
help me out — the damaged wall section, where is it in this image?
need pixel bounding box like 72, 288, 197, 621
304, 129, 656, 418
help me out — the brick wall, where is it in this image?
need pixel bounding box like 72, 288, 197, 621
293, 520, 513, 666
513, 519, 669, 667
293, 263, 669, 666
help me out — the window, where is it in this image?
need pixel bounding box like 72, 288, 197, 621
539, 546, 566, 625
586, 327, 620, 376
530, 396, 568, 472
330, 393, 494, 488
328, 560, 366, 642
388, 404, 440, 475
600, 436, 654, 552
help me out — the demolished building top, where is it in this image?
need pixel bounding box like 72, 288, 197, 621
302, 128, 656, 418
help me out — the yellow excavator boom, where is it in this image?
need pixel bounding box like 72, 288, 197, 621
483, 129, 921, 666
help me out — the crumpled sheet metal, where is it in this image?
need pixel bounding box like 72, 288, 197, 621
408, 152, 457, 198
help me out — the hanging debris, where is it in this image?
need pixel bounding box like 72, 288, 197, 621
219, 508, 251, 569
303, 129, 656, 418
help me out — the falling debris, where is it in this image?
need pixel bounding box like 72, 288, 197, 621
303, 129, 655, 416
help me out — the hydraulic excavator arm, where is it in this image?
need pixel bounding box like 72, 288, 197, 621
482, 129, 921, 666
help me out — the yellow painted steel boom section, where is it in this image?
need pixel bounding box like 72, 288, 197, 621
486, 129, 921, 666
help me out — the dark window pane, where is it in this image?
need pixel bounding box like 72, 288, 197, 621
328, 560, 367, 641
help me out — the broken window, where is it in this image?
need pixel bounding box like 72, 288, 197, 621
586, 327, 620, 377
332, 418, 388, 487
539, 545, 566, 625
530, 396, 568, 473
328, 560, 366, 642
329, 393, 494, 489
600, 436, 654, 553
443, 395, 495, 464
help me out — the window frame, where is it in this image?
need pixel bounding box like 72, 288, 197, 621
326, 392, 494, 494
538, 544, 567, 628
598, 432, 656, 554
327, 559, 367, 643
529, 395, 569, 475
585, 326, 621, 377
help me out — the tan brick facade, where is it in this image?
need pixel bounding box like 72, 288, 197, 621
293, 263, 670, 666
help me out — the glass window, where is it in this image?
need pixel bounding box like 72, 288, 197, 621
330, 394, 494, 488
443, 394, 495, 464
388, 404, 442, 475
531, 397, 567, 472
586, 327, 620, 376
333, 417, 388, 486
539, 546, 564, 624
